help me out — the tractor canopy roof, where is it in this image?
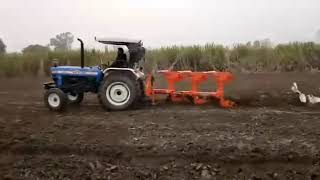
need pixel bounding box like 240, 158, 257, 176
95, 37, 142, 46
95, 37, 146, 65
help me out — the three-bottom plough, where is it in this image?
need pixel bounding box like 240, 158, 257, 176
145, 70, 235, 108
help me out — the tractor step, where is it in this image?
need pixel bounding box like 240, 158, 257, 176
43, 81, 56, 89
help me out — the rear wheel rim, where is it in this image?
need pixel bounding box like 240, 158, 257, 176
106, 82, 131, 106
48, 93, 60, 108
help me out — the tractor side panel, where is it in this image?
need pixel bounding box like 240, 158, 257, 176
51, 66, 103, 93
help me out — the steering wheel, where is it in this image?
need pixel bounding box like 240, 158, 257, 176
98, 56, 111, 70
98, 63, 109, 70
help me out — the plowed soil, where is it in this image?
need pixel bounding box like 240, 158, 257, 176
1, 72, 320, 180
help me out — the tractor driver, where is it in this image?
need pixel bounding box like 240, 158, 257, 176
110, 48, 128, 68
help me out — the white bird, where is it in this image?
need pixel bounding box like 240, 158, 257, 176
291, 82, 307, 103
307, 95, 320, 104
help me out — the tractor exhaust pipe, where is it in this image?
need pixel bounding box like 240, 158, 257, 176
77, 38, 84, 68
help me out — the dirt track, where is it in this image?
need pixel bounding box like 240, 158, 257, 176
1, 73, 320, 180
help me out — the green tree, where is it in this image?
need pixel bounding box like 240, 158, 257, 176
253, 40, 261, 48
260, 38, 272, 47
50, 32, 74, 51
316, 29, 320, 43
22, 44, 49, 54
0, 38, 6, 54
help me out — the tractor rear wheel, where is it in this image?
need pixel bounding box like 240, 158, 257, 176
44, 88, 67, 111
98, 72, 138, 111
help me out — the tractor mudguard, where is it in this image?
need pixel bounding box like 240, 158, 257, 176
103, 68, 145, 80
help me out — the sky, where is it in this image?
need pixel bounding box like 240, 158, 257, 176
0, 0, 320, 52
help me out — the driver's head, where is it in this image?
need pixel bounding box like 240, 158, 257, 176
118, 48, 124, 54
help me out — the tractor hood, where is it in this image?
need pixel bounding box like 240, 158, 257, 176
51, 66, 101, 76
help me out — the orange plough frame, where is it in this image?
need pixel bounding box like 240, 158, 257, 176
145, 70, 235, 108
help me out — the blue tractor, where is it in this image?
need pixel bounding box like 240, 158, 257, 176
44, 38, 146, 111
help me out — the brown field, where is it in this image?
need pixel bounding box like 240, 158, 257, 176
1, 73, 320, 179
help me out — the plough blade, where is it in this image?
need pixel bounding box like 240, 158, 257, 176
145, 70, 235, 108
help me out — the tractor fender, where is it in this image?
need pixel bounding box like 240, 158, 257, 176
103, 68, 145, 80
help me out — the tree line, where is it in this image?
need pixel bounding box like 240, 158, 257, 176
1, 30, 320, 55
0, 32, 75, 54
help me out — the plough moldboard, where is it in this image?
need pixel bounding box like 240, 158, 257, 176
145, 70, 235, 108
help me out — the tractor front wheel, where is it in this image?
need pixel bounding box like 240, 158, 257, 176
44, 88, 67, 111
98, 72, 138, 111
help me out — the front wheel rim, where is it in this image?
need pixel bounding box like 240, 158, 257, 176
48, 93, 61, 108
106, 82, 131, 106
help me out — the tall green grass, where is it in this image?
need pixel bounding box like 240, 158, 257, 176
0, 53, 43, 77
1, 42, 320, 77
147, 42, 320, 72
0, 50, 116, 77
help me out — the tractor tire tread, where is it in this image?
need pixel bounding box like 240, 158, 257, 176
44, 88, 67, 111
98, 71, 139, 111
